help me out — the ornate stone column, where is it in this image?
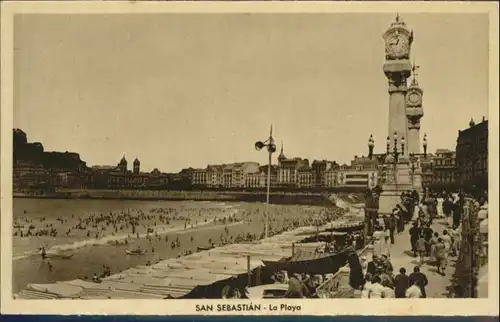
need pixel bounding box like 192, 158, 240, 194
378, 15, 416, 214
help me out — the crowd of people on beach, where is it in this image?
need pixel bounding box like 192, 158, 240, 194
358, 188, 487, 298
19, 201, 353, 285
14, 206, 233, 240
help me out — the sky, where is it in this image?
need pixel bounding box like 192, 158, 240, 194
13, 13, 489, 173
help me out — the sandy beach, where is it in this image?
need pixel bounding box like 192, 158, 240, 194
13, 198, 335, 292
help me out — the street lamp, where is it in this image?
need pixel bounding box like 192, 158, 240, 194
423, 133, 428, 158
254, 125, 276, 239
368, 131, 405, 163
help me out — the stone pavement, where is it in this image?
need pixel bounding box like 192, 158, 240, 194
477, 263, 488, 298
386, 217, 457, 298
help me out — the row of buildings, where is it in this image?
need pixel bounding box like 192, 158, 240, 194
13, 117, 488, 192
185, 146, 380, 190
13, 129, 175, 192
420, 117, 489, 192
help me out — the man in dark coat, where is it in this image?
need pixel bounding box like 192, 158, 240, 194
411, 190, 420, 205
347, 252, 364, 290
421, 224, 434, 256
409, 222, 421, 257
409, 265, 428, 298
453, 194, 465, 228
394, 267, 410, 298
384, 212, 397, 245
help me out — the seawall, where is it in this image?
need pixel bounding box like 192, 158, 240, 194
14, 189, 338, 207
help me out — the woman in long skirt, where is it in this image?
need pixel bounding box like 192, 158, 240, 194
437, 195, 444, 218
372, 229, 385, 256
428, 232, 439, 264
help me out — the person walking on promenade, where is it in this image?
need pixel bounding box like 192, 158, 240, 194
437, 194, 444, 218
426, 194, 436, 225
449, 226, 461, 257
409, 222, 421, 257
434, 237, 448, 276
412, 202, 420, 223
395, 205, 405, 233
429, 232, 440, 264
387, 211, 397, 243
453, 193, 465, 228
409, 266, 428, 298
421, 224, 434, 257
416, 234, 427, 265
441, 230, 452, 255
383, 225, 392, 256
394, 267, 410, 298
443, 194, 454, 227
372, 226, 385, 257
411, 190, 420, 206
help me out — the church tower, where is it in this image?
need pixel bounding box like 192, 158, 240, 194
133, 157, 140, 174
382, 14, 413, 156
278, 141, 286, 165
118, 155, 128, 172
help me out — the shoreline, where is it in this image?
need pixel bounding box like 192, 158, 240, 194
13, 189, 362, 207
13, 216, 236, 261
13, 199, 333, 293
13, 200, 240, 260
14, 208, 366, 299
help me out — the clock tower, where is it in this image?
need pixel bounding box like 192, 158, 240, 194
377, 14, 425, 215
406, 63, 424, 155
382, 14, 413, 154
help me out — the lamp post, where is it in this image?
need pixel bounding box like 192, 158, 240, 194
407, 133, 429, 190
367, 132, 405, 199
254, 125, 276, 239
368, 131, 405, 163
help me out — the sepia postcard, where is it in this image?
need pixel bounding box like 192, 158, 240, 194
1, 0, 498, 316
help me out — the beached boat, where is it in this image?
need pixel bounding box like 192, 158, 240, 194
262, 246, 353, 275
196, 246, 213, 252
323, 221, 364, 233
125, 249, 148, 255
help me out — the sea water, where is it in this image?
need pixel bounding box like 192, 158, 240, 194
12, 198, 325, 293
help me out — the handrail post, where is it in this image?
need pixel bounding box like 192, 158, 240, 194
247, 255, 251, 288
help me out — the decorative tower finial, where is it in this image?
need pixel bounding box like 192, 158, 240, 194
278, 140, 286, 162
396, 12, 400, 22
270, 124, 273, 138
469, 118, 475, 127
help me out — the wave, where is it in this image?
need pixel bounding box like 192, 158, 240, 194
14, 208, 240, 261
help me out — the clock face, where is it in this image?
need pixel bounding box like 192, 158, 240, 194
386, 35, 408, 58
407, 92, 420, 104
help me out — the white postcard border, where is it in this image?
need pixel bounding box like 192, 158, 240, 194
1, 1, 498, 316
